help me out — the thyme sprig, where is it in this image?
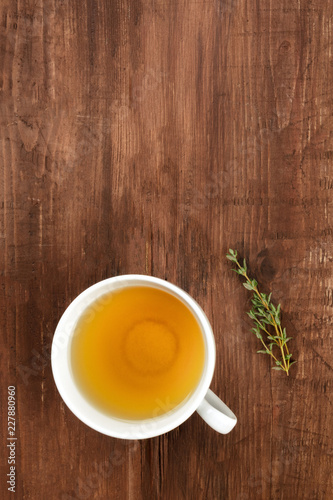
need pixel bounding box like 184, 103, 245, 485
227, 249, 295, 376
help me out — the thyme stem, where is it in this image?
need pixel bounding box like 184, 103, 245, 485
227, 249, 296, 375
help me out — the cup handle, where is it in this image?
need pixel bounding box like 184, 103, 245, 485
196, 389, 237, 434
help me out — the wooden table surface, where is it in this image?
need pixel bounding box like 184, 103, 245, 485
1, 0, 333, 499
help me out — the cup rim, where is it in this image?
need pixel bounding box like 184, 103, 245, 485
51, 275, 216, 439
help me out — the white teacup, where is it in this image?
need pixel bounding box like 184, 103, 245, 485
51, 275, 237, 439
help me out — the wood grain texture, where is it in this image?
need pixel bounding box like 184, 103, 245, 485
1, 0, 332, 498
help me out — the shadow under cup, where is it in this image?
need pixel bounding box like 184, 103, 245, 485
51, 275, 216, 439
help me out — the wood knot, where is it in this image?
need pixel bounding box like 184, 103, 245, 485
279, 40, 291, 53
260, 257, 277, 281
257, 249, 277, 282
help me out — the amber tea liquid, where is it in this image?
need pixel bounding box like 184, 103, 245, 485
71, 286, 205, 420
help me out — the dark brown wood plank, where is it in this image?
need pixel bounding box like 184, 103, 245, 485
1, 0, 332, 498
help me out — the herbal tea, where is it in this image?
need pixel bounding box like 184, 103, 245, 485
71, 286, 205, 420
